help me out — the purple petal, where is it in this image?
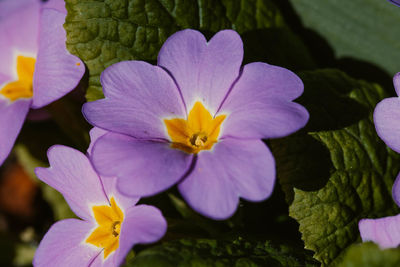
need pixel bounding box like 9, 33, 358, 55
373, 97, 400, 153
87, 127, 108, 156
43, 0, 67, 13
108, 205, 167, 266
87, 127, 140, 211
392, 172, 400, 208
33, 219, 100, 267
179, 139, 275, 220
0, 99, 31, 166
389, 0, 400, 7
158, 29, 243, 115
35, 145, 109, 221
0, 0, 40, 64
102, 177, 140, 212
225, 139, 276, 201
0, 0, 40, 80
0, 36, 13, 80
91, 132, 193, 197
0, 73, 10, 86
31, 9, 84, 108
0, 0, 38, 18
393, 72, 400, 96
218, 62, 309, 139
359, 214, 400, 248
83, 61, 186, 140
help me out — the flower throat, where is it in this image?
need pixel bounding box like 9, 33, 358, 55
0, 55, 35, 101
164, 101, 226, 154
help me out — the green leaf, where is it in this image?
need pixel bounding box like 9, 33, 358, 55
270, 69, 400, 266
124, 238, 318, 267
65, 0, 315, 101
289, 0, 400, 76
339, 242, 400, 267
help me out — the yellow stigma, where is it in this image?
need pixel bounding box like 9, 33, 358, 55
0, 55, 35, 101
164, 101, 226, 154
86, 197, 124, 259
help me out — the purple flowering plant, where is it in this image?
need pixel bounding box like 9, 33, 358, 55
358, 73, 400, 249
82, 29, 309, 220
2, 0, 400, 266
33, 128, 166, 266
0, 0, 84, 166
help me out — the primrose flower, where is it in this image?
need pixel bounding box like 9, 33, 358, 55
83, 29, 309, 220
0, 0, 84, 166
358, 73, 400, 248
33, 130, 167, 266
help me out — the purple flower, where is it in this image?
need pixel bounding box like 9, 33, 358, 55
83, 29, 309, 220
358, 73, 400, 248
33, 128, 167, 267
388, 0, 400, 7
0, 0, 85, 166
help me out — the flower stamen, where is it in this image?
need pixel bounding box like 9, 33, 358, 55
0, 55, 35, 101
164, 101, 226, 154
190, 133, 208, 147
86, 197, 124, 259
111, 221, 121, 237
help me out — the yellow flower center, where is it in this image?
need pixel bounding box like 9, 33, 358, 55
164, 101, 226, 154
86, 197, 124, 259
0, 55, 35, 101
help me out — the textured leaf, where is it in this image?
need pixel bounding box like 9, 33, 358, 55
339, 242, 400, 267
124, 238, 318, 267
289, 0, 400, 76
65, 0, 314, 101
270, 69, 400, 266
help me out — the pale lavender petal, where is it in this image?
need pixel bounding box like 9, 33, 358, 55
359, 214, 400, 248
0, 0, 38, 18
87, 127, 140, 211
392, 172, 400, 208
93, 205, 167, 267
87, 127, 108, 156
33, 219, 100, 267
0, 73, 10, 86
0, 0, 40, 79
83, 61, 185, 140
0, 31, 13, 79
102, 177, 140, 212
91, 132, 192, 197
158, 29, 243, 114
43, 0, 67, 13
393, 72, 400, 96
35, 145, 109, 221
0, 0, 40, 63
0, 99, 31, 166
373, 97, 400, 153
178, 156, 238, 220
179, 139, 275, 220
32, 9, 84, 108
220, 139, 275, 201
218, 63, 309, 139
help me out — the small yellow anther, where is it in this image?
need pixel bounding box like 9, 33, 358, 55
164, 102, 226, 154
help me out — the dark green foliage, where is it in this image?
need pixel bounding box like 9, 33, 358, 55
270, 69, 400, 265
124, 238, 318, 267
